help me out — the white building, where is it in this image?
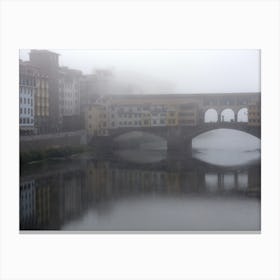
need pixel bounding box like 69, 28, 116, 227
19, 61, 35, 135
150, 105, 167, 127
112, 104, 143, 129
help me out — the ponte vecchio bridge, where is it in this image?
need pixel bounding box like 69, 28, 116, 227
88, 92, 261, 154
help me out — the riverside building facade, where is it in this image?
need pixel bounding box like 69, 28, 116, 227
59, 67, 82, 131
19, 61, 35, 135
34, 69, 49, 134
29, 50, 61, 132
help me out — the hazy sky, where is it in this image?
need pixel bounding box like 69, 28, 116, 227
19, 49, 260, 94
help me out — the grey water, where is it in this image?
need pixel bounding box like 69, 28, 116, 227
20, 129, 261, 231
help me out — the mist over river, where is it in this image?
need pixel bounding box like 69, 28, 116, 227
20, 129, 260, 231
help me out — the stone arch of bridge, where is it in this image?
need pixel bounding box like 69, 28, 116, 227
190, 126, 261, 141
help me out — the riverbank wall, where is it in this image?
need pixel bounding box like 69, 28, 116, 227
20, 130, 87, 153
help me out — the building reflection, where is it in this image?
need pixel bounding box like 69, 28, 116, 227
20, 159, 260, 230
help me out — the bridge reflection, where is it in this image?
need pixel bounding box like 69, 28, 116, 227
20, 157, 260, 230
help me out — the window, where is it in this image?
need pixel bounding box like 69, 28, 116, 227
24, 98, 26, 104
20, 108, 22, 114
20, 97, 22, 104
24, 108, 26, 114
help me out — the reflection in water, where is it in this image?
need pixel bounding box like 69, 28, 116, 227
193, 149, 260, 166
20, 129, 261, 231
114, 149, 167, 163
20, 153, 261, 231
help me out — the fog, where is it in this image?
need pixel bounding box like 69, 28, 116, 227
19, 49, 260, 94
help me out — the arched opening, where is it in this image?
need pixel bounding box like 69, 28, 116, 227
204, 108, 218, 123
192, 129, 261, 166
237, 108, 248, 122
220, 108, 235, 122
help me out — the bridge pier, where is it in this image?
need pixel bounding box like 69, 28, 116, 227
167, 137, 192, 157
90, 136, 116, 153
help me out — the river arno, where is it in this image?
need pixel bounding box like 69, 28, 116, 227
20, 136, 261, 231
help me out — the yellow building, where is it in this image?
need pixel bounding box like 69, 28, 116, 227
141, 111, 151, 127
166, 105, 178, 126
85, 104, 108, 136
35, 71, 50, 133
248, 102, 261, 126
177, 103, 199, 126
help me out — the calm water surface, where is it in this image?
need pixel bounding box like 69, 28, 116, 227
20, 130, 261, 231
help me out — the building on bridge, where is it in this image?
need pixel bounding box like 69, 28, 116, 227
84, 94, 203, 135
84, 93, 261, 142
248, 101, 261, 126
177, 103, 199, 126
85, 103, 108, 136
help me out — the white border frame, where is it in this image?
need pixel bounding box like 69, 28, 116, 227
1, 0, 279, 279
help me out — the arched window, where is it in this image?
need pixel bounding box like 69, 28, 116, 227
237, 108, 248, 122
204, 109, 218, 123
220, 108, 235, 122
